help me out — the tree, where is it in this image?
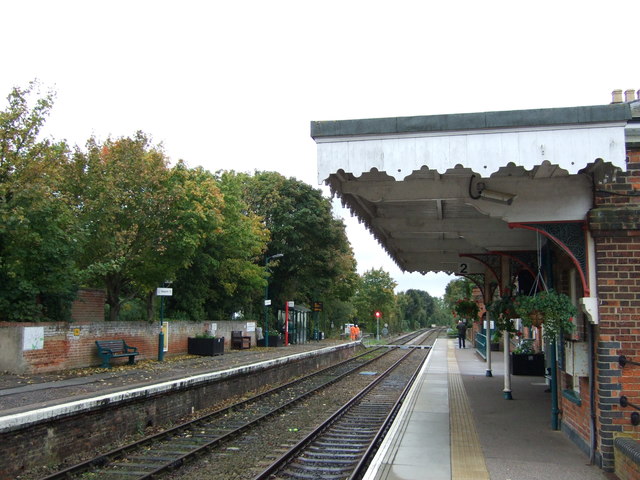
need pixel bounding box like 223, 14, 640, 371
430, 297, 453, 326
241, 172, 358, 315
68, 133, 223, 321
444, 278, 474, 312
352, 268, 397, 333
396, 289, 436, 330
0, 81, 78, 321
167, 170, 269, 321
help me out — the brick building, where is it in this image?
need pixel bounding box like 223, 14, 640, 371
312, 89, 640, 475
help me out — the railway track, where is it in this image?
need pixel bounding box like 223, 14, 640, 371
253, 336, 430, 480
39, 329, 439, 480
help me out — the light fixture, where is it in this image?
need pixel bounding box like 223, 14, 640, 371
479, 188, 516, 205
468, 175, 516, 205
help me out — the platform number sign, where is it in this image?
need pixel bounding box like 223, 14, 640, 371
458, 262, 469, 275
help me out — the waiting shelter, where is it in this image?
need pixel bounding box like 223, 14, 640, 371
311, 90, 640, 475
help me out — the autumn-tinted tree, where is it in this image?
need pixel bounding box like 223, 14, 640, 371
68, 133, 223, 320
0, 82, 78, 321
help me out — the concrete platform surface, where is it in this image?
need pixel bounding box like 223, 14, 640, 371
363, 338, 615, 480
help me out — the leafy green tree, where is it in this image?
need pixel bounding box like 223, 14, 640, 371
431, 296, 454, 326
167, 170, 269, 321
353, 268, 397, 334
444, 277, 478, 325
0, 82, 78, 321
396, 289, 435, 330
68, 133, 223, 320
241, 172, 358, 319
444, 277, 473, 308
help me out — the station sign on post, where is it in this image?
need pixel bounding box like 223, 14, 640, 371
156, 287, 172, 361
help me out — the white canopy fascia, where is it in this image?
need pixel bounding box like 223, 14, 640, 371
316, 122, 628, 183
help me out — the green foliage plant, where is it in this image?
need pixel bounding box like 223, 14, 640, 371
515, 289, 577, 342
513, 339, 536, 355
195, 331, 216, 338
487, 291, 519, 334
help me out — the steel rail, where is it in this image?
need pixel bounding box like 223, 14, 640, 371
252, 329, 435, 479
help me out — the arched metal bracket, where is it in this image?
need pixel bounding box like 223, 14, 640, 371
509, 221, 589, 296
459, 253, 502, 295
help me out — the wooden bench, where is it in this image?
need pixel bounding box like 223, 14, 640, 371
96, 339, 139, 368
231, 331, 251, 350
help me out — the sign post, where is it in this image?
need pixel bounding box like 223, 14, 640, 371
156, 286, 173, 361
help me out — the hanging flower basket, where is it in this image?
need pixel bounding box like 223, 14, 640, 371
453, 298, 479, 321
487, 292, 519, 334
514, 290, 577, 341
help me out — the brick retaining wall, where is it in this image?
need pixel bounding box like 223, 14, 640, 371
0, 345, 355, 479
0, 320, 259, 374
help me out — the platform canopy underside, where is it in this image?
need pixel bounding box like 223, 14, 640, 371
312, 104, 632, 276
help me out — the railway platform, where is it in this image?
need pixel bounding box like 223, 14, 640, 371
0, 335, 617, 479
363, 337, 614, 480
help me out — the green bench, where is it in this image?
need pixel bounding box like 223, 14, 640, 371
96, 339, 139, 368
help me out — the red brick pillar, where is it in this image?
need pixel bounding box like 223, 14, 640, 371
588, 149, 640, 471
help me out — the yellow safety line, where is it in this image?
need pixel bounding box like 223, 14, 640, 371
448, 341, 490, 480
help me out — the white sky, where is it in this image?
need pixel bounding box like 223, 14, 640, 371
2, 0, 638, 297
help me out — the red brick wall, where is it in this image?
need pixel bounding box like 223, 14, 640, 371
587, 147, 640, 471
0, 320, 256, 374
560, 376, 591, 444
70, 289, 105, 322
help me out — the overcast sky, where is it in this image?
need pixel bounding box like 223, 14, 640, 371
2, 1, 637, 297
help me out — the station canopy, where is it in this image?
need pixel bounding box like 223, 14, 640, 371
312, 104, 633, 277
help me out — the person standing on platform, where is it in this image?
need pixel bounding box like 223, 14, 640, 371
456, 320, 467, 348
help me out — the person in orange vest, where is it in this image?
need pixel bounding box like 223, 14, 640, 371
355, 324, 361, 340
350, 324, 357, 341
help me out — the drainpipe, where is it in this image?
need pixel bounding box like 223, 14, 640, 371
588, 322, 596, 464
545, 247, 560, 430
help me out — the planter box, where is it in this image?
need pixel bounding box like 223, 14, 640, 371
511, 353, 545, 376
257, 335, 284, 347
188, 337, 224, 356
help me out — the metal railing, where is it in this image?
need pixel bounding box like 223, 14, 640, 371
475, 332, 487, 359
